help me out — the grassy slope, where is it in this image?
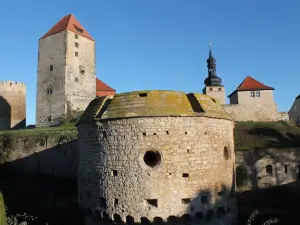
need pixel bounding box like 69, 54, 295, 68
234, 121, 300, 150
1, 121, 300, 150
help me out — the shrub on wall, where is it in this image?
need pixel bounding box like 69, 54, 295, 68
0, 192, 7, 225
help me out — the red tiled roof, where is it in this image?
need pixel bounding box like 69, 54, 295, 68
228, 76, 274, 97
40, 14, 94, 41
96, 78, 115, 91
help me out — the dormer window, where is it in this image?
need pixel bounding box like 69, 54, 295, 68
75, 26, 84, 33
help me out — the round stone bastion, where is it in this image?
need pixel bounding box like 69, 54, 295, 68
77, 90, 236, 225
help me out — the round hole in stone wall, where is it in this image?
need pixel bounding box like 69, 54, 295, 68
143, 150, 161, 168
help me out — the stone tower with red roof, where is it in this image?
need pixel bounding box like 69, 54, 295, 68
36, 14, 96, 127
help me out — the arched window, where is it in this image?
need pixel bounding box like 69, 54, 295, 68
236, 166, 248, 188
266, 165, 273, 175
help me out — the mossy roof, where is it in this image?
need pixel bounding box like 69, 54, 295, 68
77, 90, 232, 124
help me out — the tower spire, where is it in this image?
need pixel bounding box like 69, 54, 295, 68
204, 43, 222, 86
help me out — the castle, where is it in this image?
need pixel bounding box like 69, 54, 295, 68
1, 13, 299, 225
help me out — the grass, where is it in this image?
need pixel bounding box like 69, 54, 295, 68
0, 123, 77, 137
234, 121, 300, 150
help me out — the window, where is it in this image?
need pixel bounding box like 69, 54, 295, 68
297, 116, 300, 123
47, 86, 52, 95
75, 34, 78, 39
75, 26, 84, 33
75, 51, 78, 57
209, 87, 213, 91
74, 77, 79, 82
75, 42, 79, 48
250, 91, 255, 97
218, 87, 222, 91
266, 165, 273, 175
47, 115, 52, 122
49, 65, 53, 71
255, 91, 260, 97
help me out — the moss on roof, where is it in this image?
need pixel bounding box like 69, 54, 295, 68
77, 90, 232, 124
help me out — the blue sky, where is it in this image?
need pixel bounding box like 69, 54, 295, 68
1, 0, 300, 125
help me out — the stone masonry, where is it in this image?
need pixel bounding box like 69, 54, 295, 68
0, 81, 26, 130
77, 90, 236, 225
36, 16, 96, 127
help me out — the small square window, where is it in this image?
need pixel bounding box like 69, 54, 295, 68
209, 87, 213, 91
75, 42, 79, 48
75, 34, 78, 39
75, 52, 78, 57
218, 87, 222, 91
74, 77, 79, 82
250, 91, 255, 98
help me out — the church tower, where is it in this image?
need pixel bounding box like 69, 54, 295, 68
36, 14, 96, 127
202, 45, 226, 104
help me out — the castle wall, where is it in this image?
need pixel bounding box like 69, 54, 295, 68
235, 148, 300, 191
78, 117, 236, 225
223, 104, 288, 122
0, 81, 26, 130
36, 31, 67, 127
288, 98, 300, 123
0, 132, 78, 179
65, 30, 96, 112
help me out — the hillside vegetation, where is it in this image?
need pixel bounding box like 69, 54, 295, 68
235, 121, 300, 150
1, 121, 300, 151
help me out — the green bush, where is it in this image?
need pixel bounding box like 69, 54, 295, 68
0, 192, 7, 225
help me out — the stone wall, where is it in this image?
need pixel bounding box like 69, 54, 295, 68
0, 130, 78, 179
0, 81, 26, 130
78, 117, 236, 225
223, 104, 288, 122
36, 30, 96, 127
235, 148, 300, 191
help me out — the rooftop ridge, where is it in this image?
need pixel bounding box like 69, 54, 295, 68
40, 14, 94, 41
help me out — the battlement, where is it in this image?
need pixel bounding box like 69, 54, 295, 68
0, 81, 26, 88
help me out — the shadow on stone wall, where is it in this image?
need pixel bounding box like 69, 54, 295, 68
11, 119, 26, 130
84, 177, 237, 225
0, 139, 81, 225
0, 96, 11, 131
237, 181, 300, 225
